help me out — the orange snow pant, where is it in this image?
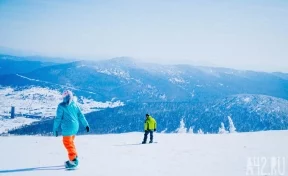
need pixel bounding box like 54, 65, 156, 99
63, 136, 77, 161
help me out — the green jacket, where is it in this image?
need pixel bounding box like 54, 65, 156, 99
144, 116, 157, 131
53, 101, 89, 136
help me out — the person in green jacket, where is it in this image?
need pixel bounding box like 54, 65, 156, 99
53, 90, 90, 169
142, 114, 157, 144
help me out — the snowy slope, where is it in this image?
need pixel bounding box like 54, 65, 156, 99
0, 86, 124, 133
0, 87, 124, 117
0, 131, 287, 176
0, 117, 39, 134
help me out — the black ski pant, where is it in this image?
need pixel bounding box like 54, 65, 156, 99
143, 130, 153, 143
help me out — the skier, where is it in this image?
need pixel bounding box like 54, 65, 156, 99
142, 114, 157, 144
53, 90, 90, 169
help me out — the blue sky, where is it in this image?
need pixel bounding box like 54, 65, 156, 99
0, 0, 287, 72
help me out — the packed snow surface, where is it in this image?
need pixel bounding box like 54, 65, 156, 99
0, 131, 287, 176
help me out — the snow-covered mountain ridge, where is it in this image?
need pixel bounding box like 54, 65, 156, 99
1, 55, 288, 134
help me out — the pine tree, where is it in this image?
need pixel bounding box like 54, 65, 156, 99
188, 127, 194, 134
218, 122, 228, 134
197, 129, 204, 134
176, 118, 187, 133
228, 116, 237, 133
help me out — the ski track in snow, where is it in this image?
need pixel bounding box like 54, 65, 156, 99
0, 131, 287, 176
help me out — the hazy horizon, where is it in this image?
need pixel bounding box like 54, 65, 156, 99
0, 0, 287, 72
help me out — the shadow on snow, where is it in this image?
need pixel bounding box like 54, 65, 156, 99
113, 142, 158, 146
0, 165, 65, 173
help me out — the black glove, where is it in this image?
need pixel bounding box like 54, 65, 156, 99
154, 129, 156, 132
86, 126, 90, 132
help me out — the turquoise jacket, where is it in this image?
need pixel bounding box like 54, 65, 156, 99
53, 101, 89, 136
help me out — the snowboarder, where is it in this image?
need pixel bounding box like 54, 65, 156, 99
142, 114, 157, 144
53, 90, 90, 169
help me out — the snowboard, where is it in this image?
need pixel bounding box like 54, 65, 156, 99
66, 167, 78, 171
141, 141, 158, 144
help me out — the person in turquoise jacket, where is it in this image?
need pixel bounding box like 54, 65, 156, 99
53, 90, 90, 169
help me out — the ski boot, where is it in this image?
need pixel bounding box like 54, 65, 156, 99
65, 157, 78, 169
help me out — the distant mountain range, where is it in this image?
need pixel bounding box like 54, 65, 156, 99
1, 54, 288, 135
8, 94, 288, 135
1, 56, 288, 102
0, 54, 56, 75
